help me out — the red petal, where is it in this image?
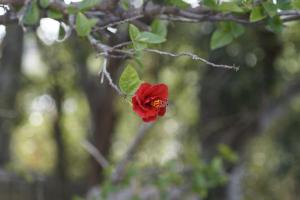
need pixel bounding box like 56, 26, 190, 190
143, 83, 168, 100
132, 96, 158, 119
158, 107, 166, 116
142, 115, 157, 122
135, 83, 152, 97
132, 96, 147, 117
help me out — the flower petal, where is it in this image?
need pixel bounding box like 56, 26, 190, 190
143, 83, 168, 100
132, 96, 147, 117
135, 82, 152, 97
158, 107, 166, 116
132, 96, 157, 119
142, 115, 157, 122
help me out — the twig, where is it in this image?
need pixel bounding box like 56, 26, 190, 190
101, 57, 124, 95
111, 123, 154, 184
144, 48, 239, 71
88, 35, 125, 95
81, 140, 110, 169
100, 56, 107, 83
111, 41, 132, 50
95, 40, 238, 71
94, 14, 144, 31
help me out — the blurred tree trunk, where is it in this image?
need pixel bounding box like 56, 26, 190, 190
39, 44, 69, 182
199, 30, 282, 200
70, 34, 126, 185
51, 85, 67, 179
0, 24, 23, 166
51, 84, 70, 199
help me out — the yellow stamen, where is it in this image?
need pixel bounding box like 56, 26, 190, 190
151, 99, 162, 109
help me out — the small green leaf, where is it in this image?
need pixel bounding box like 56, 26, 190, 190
151, 19, 167, 38
210, 29, 233, 50
229, 23, 245, 38
166, 0, 189, 8
262, 2, 277, 17
250, 6, 266, 22
121, 0, 130, 10
218, 144, 238, 163
119, 65, 141, 95
203, 0, 217, 8
136, 32, 166, 44
292, 0, 300, 9
23, 0, 40, 25
277, 0, 292, 10
218, 2, 244, 13
67, 5, 79, 14
267, 15, 283, 33
47, 10, 63, 19
76, 12, 98, 36
39, 0, 50, 8
129, 24, 140, 41
133, 57, 144, 69
78, 0, 102, 11
129, 24, 147, 51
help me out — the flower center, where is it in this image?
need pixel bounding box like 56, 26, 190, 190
150, 99, 166, 109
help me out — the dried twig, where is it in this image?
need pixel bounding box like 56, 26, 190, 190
144, 48, 239, 71
100, 56, 124, 96
94, 14, 144, 31
111, 123, 154, 184
94, 40, 238, 71
81, 140, 110, 169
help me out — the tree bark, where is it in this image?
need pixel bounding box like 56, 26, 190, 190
0, 24, 23, 166
69, 34, 127, 185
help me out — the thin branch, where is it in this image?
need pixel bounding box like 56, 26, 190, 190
93, 14, 144, 31
88, 35, 125, 95
101, 56, 124, 96
111, 123, 154, 184
94, 41, 238, 71
81, 140, 110, 169
111, 41, 132, 50
144, 48, 239, 71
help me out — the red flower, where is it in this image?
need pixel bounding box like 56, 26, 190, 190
132, 83, 168, 122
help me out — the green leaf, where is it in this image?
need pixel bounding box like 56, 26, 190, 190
292, 0, 300, 9
267, 15, 283, 33
76, 12, 98, 37
151, 19, 167, 38
136, 32, 166, 44
218, 144, 238, 163
121, 0, 130, 10
203, 0, 217, 8
218, 2, 244, 13
210, 29, 233, 50
262, 2, 277, 17
129, 24, 140, 41
119, 65, 141, 95
67, 5, 79, 14
250, 6, 266, 22
129, 24, 147, 51
277, 0, 292, 10
47, 10, 63, 19
78, 0, 102, 11
39, 0, 50, 8
133, 57, 144, 69
229, 23, 245, 38
23, 0, 40, 25
166, 0, 189, 8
